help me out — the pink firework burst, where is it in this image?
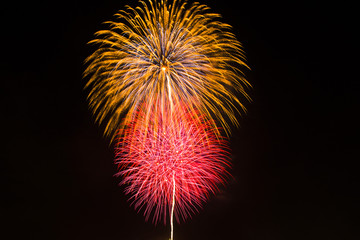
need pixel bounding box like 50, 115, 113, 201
115, 105, 231, 225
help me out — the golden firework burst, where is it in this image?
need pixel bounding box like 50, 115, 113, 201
84, 0, 251, 140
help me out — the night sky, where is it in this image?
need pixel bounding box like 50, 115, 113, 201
2, 0, 358, 239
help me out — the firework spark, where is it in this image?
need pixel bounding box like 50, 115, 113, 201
115, 104, 231, 225
84, 0, 251, 140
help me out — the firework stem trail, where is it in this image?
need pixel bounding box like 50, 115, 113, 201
171, 173, 175, 240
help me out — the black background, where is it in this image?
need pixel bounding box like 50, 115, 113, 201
2, 0, 359, 239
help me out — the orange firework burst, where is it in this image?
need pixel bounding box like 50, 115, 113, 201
84, 0, 251, 140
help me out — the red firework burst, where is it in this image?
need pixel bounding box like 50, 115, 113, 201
115, 105, 231, 224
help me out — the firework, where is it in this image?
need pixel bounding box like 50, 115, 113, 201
115, 103, 231, 226
84, 0, 251, 140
